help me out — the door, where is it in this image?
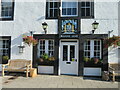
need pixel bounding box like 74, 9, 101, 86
60, 42, 78, 75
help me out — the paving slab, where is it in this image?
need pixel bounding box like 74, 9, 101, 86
1, 75, 119, 88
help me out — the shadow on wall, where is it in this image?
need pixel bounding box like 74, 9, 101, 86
11, 33, 30, 56
36, 16, 45, 22
108, 47, 119, 63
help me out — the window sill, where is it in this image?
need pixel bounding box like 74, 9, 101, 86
0, 17, 14, 21
81, 16, 94, 19
46, 17, 58, 19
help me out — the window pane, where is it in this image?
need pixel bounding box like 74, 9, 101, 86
81, 2, 85, 7
50, 2, 53, 8
50, 9, 53, 17
70, 45, 75, 61
62, 8, 66, 15
72, 8, 77, 15
54, 9, 58, 17
62, 2, 66, 8
86, 8, 90, 16
63, 45, 68, 61
86, 2, 90, 7
81, 8, 85, 16
67, 8, 71, 15
54, 2, 58, 8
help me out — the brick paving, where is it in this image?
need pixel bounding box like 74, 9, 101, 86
1, 75, 119, 88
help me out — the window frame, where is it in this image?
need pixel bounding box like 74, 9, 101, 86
37, 39, 54, 58
0, 0, 14, 21
46, 0, 60, 19
0, 36, 11, 64
81, 1, 94, 19
84, 40, 102, 59
61, 1, 78, 17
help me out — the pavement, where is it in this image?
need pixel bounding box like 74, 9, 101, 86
1, 74, 119, 88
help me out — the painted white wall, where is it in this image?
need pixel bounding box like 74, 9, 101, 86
0, 0, 119, 64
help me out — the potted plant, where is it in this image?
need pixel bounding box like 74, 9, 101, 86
2, 56, 9, 64
22, 35, 38, 46
104, 35, 120, 48
84, 57, 103, 67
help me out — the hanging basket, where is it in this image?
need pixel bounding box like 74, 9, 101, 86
23, 35, 38, 46
104, 36, 120, 48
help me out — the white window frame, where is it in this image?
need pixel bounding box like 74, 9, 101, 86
84, 40, 102, 59
61, 1, 78, 17
38, 39, 54, 58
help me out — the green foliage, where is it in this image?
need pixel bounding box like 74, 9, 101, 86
2, 56, 9, 61
84, 57, 103, 64
41, 53, 49, 60
83, 57, 90, 62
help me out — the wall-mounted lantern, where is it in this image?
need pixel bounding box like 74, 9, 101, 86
42, 22, 48, 34
92, 21, 99, 34
18, 42, 25, 53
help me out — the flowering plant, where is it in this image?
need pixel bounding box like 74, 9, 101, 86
23, 35, 38, 46
84, 57, 103, 64
104, 36, 120, 48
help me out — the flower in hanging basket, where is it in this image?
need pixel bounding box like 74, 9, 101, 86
23, 35, 38, 46
104, 36, 120, 48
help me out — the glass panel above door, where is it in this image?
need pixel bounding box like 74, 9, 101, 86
61, 19, 78, 34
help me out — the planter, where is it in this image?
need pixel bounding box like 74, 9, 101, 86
2, 60, 8, 64
38, 65, 54, 74
37, 60, 55, 66
83, 62, 102, 76
84, 62, 103, 67
84, 67, 102, 76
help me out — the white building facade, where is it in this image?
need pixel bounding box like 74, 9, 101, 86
0, 0, 119, 76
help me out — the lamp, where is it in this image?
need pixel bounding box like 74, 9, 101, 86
18, 42, 25, 53
92, 21, 99, 34
42, 22, 48, 34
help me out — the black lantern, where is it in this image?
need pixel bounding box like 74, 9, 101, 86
92, 21, 99, 34
42, 22, 48, 34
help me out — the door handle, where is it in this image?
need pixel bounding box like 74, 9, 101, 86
75, 59, 77, 62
